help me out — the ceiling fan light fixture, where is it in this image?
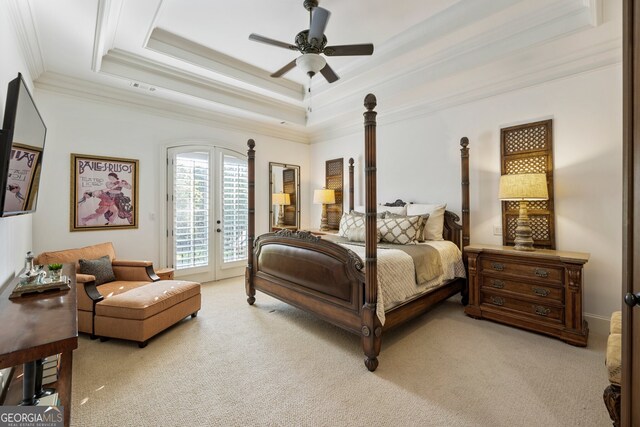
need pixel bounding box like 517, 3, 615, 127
296, 53, 326, 77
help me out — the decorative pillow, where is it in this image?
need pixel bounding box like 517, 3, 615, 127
407, 203, 446, 241
377, 216, 421, 245
379, 204, 407, 216
385, 213, 430, 242
338, 212, 364, 237
414, 214, 430, 241
79, 255, 116, 285
346, 227, 381, 243
350, 210, 385, 219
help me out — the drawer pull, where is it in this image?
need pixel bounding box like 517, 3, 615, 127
491, 262, 505, 271
534, 268, 549, 278
532, 287, 550, 297
490, 280, 505, 289
534, 306, 551, 316
490, 296, 505, 306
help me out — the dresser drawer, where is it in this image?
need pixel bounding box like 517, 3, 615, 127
480, 276, 563, 302
479, 258, 563, 284
480, 290, 564, 323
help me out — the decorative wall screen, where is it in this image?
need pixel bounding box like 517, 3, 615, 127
325, 158, 343, 230
501, 119, 556, 249
282, 168, 296, 226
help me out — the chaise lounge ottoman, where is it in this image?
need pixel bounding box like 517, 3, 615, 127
94, 279, 201, 347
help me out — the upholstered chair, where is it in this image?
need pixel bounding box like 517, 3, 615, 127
35, 242, 159, 335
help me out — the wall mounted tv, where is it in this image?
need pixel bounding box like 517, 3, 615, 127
0, 73, 46, 217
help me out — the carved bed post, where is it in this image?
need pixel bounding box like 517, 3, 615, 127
460, 137, 470, 248
362, 94, 381, 372
246, 139, 256, 305
348, 158, 354, 212
460, 137, 470, 305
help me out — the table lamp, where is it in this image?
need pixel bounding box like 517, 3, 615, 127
313, 188, 336, 231
272, 192, 291, 227
498, 173, 549, 251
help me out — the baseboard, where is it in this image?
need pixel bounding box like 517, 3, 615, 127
584, 313, 610, 336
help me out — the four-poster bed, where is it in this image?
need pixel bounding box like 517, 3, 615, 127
245, 94, 470, 371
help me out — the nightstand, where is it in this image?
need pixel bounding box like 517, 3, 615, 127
155, 267, 175, 281
307, 229, 339, 236
464, 244, 590, 346
271, 225, 298, 232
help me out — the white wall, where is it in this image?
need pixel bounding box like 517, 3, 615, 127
310, 65, 622, 320
0, 2, 35, 288
31, 91, 310, 266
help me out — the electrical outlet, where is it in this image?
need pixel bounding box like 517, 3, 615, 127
493, 225, 502, 236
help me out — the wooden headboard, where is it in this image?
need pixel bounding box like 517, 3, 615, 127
347, 137, 469, 251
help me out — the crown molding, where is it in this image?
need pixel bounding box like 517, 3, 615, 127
311, 0, 521, 95
35, 71, 310, 144
146, 28, 304, 101
308, 37, 622, 143
309, 0, 595, 126
100, 48, 307, 125
92, 0, 123, 72
6, 0, 46, 81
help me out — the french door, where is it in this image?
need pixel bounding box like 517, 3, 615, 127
167, 146, 248, 283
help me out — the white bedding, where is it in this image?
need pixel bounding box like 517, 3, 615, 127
337, 240, 466, 325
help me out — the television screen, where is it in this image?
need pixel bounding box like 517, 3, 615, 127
0, 73, 46, 216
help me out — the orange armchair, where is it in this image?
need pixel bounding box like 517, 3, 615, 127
35, 242, 159, 335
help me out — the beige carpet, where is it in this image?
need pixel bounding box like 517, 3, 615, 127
70, 277, 611, 427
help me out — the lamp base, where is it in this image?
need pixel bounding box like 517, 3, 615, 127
319, 204, 330, 231
277, 206, 285, 227
513, 201, 535, 251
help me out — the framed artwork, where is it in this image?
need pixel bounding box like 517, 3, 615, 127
4, 144, 42, 213
70, 153, 139, 231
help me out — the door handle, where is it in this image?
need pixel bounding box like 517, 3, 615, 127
624, 292, 640, 307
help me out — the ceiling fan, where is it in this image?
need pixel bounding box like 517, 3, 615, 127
248, 0, 374, 83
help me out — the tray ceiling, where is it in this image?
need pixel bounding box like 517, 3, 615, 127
10, 0, 617, 142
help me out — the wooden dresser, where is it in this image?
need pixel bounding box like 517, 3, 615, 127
464, 244, 590, 346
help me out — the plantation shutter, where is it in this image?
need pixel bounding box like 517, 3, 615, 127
174, 153, 209, 269
222, 154, 248, 263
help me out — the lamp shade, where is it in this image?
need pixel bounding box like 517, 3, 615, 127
313, 188, 335, 205
296, 54, 326, 76
272, 192, 291, 205
498, 173, 549, 201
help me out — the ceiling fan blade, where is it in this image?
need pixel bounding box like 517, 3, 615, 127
271, 59, 297, 78
324, 44, 374, 56
309, 7, 330, 42
249, 33, 298, 51
320, 63, 339, 83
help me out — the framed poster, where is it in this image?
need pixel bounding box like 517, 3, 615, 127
4, 144, 42, 213
70, 153, 139, 231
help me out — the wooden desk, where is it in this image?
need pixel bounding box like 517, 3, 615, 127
0, 264, 78, 426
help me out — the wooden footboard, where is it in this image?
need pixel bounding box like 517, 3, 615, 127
252, 231, 365, 334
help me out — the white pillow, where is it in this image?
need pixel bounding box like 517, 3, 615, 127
407, 203, 446, 241
378, 204, 407, 216
354, 205, 366, 214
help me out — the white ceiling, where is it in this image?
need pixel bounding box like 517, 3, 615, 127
152, 0, 459, 83
10, 0, 619, 142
